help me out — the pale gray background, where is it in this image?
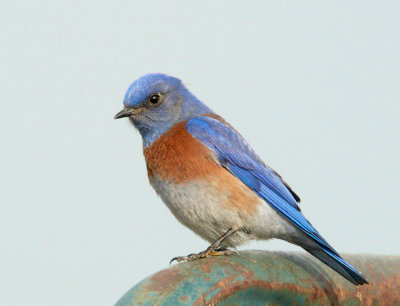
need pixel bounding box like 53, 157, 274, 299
1, 1, 399, 305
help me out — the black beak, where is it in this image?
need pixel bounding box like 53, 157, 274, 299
114, 108, 136, 119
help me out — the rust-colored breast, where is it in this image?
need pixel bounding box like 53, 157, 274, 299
143, 120, 221, 184
143, 118, 260, 215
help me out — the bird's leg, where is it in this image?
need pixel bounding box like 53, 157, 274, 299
170, 228, 237, 264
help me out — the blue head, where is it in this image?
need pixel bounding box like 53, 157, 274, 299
115, 73, 213, 147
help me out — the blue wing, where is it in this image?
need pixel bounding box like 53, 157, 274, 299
186, 116, 368, 285
185, 116, 327, 247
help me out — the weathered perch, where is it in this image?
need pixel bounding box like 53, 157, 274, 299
116, 250, 400, 305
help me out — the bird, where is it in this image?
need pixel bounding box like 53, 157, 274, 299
114, 73, 368, 285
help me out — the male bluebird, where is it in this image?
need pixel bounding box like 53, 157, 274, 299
115, 73, 368, 285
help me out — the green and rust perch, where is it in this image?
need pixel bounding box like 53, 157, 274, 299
116, 250, 400, 305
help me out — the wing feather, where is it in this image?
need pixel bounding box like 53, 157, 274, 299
186, 116, 335, 253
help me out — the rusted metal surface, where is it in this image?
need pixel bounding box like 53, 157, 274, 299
115, 250, 400, 305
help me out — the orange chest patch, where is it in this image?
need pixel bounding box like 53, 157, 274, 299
143, 121, 220, 183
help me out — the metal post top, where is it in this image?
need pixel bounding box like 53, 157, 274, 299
116, 250, 400, 305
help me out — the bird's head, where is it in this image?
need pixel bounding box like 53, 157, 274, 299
115, 73, 212, 147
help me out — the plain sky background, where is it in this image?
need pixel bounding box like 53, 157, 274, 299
1, 1, 399, 305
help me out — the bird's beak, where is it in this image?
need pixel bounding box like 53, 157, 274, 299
114, 108, 137, 119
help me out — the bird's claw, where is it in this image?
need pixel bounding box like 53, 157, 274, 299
170, 252, 206, 264
170, 228, 238, 264
170, 248, 237, 264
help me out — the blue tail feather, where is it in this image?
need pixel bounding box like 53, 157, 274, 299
304, 247, 369, 285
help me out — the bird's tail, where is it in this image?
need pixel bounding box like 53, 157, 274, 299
303, 247, 369, 285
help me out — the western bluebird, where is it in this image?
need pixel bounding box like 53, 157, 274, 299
114, 73, 368, 285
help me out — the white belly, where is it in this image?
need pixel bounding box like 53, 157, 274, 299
149, 175, 299, 247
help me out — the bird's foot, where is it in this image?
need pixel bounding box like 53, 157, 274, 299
170, 228, 238, 264
170, 247, 237, 264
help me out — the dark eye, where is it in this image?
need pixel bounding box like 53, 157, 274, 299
149, 93, 161, 105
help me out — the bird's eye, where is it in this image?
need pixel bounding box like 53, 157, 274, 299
149, 94, 161, 105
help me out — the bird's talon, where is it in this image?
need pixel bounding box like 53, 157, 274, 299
170, 256, 185, 264
170, 247, 237, 264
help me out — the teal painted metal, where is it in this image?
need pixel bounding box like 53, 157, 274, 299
116, 251, 400, 305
